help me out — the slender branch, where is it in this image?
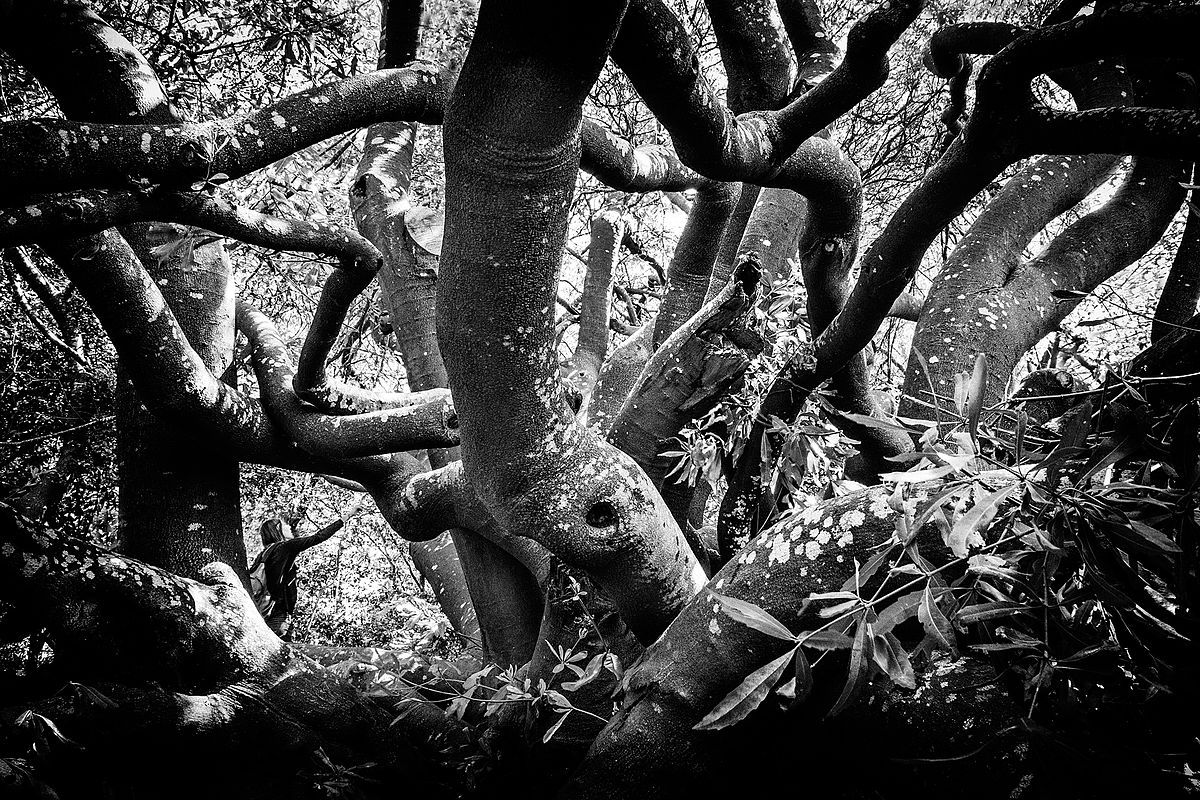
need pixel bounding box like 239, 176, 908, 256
3, 249, 90, 369
612, 0, 925, 183
0, 62, 450, 202
564, 209, 624, 400
0, 189, 383, 272
41, 230, 292, 463
653, 182, 742, 347
238, 303, 459, 459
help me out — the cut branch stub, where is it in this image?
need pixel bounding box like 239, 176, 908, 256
609, 259, 765, 489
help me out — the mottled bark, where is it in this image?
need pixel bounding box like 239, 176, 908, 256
900, 156, 1186, 416
565, 210, 624, 400
567, 486, 1022, 799
440, 0, 706, 643
0, 64, 450, 203
653, 183, 741, 348
347, 0, 545, 655
0, 502, 466, 798
588, 323, 654, 435
2, 3, 249, 581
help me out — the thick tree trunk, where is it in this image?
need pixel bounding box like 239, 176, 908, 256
439, 0, 706, 643
566, 486, 1023, 799
3, 0, 246, 581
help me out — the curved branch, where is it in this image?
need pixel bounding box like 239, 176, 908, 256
564, 209, 624, 400
580, 121, 709, 193
926, 22, 1024, 78
40, 230, 306, 466
972, 4, 1200, 158
238, 303, 459, 459
653, 182, 742, 347
612, 0, 925, 183
0, 189, 383, 271
0, 62, 450, 202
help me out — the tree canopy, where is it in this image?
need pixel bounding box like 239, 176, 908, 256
0, 0, 1197, 798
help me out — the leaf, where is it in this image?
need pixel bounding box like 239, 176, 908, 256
712, 593, 795, 641
873, 631, 917, 690
560, 653, 607, 692
543, 711, 570, 743
806, 591, 860, 602
874, 589, 926, 635
792, 647, 813, 704
918, 587, 957, 655
954, 371, 968, 417
797, 630, 854, 650
880, 465, 957, 484
828, 618, 873, 717
694, 649, 795, 731
840, 549, 893, 593
947, 483, 1018, 558
955, 601, 1029, 625
1108, 518, 1182, 555
544, 690, 572, 712
818, 598, 861, 619
405, 204, 445, 256
966, 353, 988, 441
828, 410, 910, 434
1076, 430, 1144, 487
909, 482, 970, 538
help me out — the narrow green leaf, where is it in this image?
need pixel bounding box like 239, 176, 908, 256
873, 631, 917, 690
560, 653, 607, 692
873, 589, 926, 634
840, 548, 893, 593
966, 352, 988, 439
543, 711, 570, 743
797, 629, 854, 651
818, 598, 861, 619
1119, 519, 1182, 554
793, 647, 813, 704
828, 619, 873, 718
806, 591, 860, 602
947, 483, 1018, 558
918, 587, 957, 655
881, 465, 957, 484
712, 593, 795, 641
694, 649, 795, 731
828, 410, 911, 434
955, 601, 1029, 625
